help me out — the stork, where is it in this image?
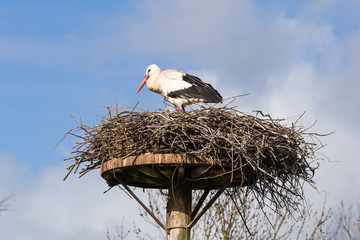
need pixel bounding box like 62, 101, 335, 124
136, 64, 222, 111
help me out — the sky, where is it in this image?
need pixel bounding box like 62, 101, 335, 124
0, 0, 359, 239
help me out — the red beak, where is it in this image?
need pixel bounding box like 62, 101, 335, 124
136, 75, 150, 93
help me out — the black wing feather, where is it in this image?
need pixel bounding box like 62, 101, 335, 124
167, 74, 222, 103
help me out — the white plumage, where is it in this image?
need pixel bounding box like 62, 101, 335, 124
136, 64, 222, 111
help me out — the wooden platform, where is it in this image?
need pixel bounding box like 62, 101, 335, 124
100, 153, 256, 189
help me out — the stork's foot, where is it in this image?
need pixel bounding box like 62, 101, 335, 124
173, 105, 186, 113
173, 105, 186, 116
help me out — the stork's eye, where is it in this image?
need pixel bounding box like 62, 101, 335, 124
148, 69, 151, 74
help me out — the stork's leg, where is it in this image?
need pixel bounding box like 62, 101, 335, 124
174, 105, 178, 112
182, 105, 186, 112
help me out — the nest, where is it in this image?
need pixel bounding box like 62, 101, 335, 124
64, 104, 326, 212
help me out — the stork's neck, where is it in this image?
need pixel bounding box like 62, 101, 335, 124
147, 72, 162, 94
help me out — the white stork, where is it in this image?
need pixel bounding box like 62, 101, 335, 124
136, 64, 222, 111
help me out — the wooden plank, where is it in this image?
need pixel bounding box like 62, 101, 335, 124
157, 167, 174, 179
137, 166, 166, 179
100, 154, 258, 189
100, 154, 216, 173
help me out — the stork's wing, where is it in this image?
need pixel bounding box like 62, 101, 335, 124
167, 74, 222, 103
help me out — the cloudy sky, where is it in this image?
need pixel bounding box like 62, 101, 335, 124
1, 0, 359, 239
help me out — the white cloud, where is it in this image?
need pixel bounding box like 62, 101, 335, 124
263, 63, 318, 117
0, 153, 32, 194
257, 59, 360, 207
0, 154, 155, 239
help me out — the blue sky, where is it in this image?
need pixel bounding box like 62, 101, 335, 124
1, 1, 360, 239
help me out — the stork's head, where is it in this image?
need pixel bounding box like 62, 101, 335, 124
136, 64, 161, 93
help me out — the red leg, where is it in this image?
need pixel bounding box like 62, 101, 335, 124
174, 105, 178, 112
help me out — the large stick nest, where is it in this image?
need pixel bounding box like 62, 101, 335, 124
64, 104, 327, 211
